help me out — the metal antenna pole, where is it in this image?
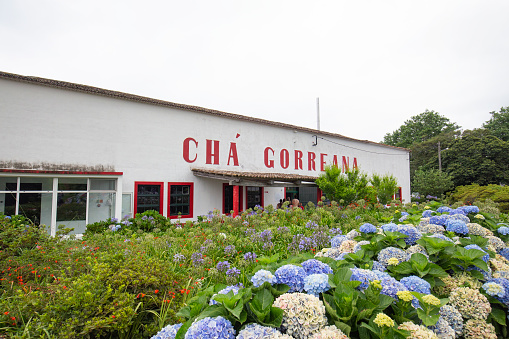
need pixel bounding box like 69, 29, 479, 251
317, 97, 320, 131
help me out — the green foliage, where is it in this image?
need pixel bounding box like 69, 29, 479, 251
442, 128, 509, 186
483, 106, 509, 142
388, 253, 449, 288
370, 173, 398, 205
383, 110, 460, 148
409, 130, 459, 180
450, 184, 509, 213
412, 168, 454, 198
315, 166, 370, 205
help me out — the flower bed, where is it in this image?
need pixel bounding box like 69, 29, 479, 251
1, 200, 509, 338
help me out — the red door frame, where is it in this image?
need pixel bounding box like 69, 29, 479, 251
222, 183, 243, 215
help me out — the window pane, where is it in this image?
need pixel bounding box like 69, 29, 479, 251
90, 179, 116, 191
20, 177, 53, 191
18, 193, 52, 226
88, 192, 115, 224
122, 194, 132, 219
136, 184, 161, 213
58, 178, 87, 191
57, 193, 87, 234
0, 177, 17, 191
182, 186, 189, 195
1, 191, 17, 216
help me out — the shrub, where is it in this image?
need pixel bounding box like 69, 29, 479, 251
450, 184, 509, 213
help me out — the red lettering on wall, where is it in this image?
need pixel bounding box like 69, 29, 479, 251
294, 150, 303, 170
183, 137, 198, 163
320, 153, 327, 172
280, 149, 289, 169
353, 157, 358, 170
308, 152, 316, 171
342, 156, 349, 172
332, 155, 338, 168
206, 139, 220, 165
264, 147, 275, 168
228, 142, 239, 166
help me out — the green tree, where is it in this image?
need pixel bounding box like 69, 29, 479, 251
371, 173, 399, 204
315, 166, 370, 205
383, 110, 460, 148
442, 129, 509, 186
409, 130, 460, 181
412, 168, 454, 198
483, 106, 509, 142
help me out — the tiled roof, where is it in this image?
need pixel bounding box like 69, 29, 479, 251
191, 168, 317, 182
0, 70, 408, 152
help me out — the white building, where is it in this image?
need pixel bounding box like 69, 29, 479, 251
0, 71, 410, 236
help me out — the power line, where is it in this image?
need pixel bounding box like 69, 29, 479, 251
316, 136, 409, 156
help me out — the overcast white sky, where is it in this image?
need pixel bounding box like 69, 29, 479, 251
1, 0, 508, 143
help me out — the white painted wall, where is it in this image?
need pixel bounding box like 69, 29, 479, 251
0, 78, 410, 221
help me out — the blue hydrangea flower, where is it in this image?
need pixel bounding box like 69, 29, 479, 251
331, 235, 348, 248
236, 323, 278, 339
422, 210, 433, 218
216, 261, 230, 272
379, 275, 408, 299
482, 281, 506, 299
301, 259, 333, 275
448, 208, 465, 216
464, 244, 489, 263
353, 240, 370, 253
459, 205, 480, 214
151, 323, 183, 339
359, 223, 377, 233
396, 225, 421, 245
381, 223, 399, 232
437, 206, 453, 214
350, 268, 378, 290
377, 247, 409, 267
401, 212, 409, 216
274, 264, 306, 292
499, 248, 509, 261
251, 269, 277, 287
304, 273, 330, 297
184, 316, 235, 339
497, 227, 509, 235
372, 260, 386, 272
486, 278, 509, 305
400, 276, 431, 294
439, 305, 463, 337
209, 285, 243, 305
449, 214, 470, 223
445, 219, 469, 235
430, 215, 449, 226
428, 317, 455, 339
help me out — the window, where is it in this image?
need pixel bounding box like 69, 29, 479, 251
246, 186, 263, 210
134, 182, 164, 215
223, 184, 244, 214
393, 187, 402, 202
168, 182, 193, 219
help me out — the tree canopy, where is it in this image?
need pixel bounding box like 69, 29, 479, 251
383, 110, 460, 148
442, 129, 509, 186
483, 106, 509, 142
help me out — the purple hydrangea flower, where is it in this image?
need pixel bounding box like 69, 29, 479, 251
301, 259, 333, 275
274, 264, 306, 292
243, 252, 257, 261
216, 261, 230, 272
359, 223, 377, 234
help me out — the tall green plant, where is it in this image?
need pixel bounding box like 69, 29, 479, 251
370, 173, 398, 204
315, 166, 370, 205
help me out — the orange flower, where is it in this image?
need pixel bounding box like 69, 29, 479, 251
154, 289, 159, 294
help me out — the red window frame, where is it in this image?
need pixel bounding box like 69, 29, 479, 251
134, 181, 164, 215
167, 182, 194, 219
222, 183, 244, 215
392, 187, 403, 202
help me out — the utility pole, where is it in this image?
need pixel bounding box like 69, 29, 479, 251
438, 141, 441, 171
316, 97, 320, 131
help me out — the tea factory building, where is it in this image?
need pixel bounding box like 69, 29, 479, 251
0, 71, 410, 236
